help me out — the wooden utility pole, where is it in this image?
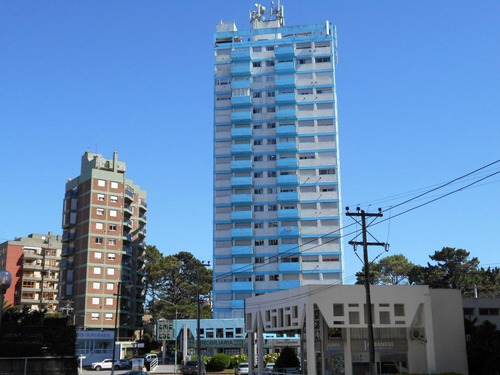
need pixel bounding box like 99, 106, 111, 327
346, 207, 386, 375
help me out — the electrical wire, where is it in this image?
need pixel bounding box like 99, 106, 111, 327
213, 160, 500, 281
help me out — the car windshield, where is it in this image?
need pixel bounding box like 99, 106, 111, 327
186, 361, 197, 365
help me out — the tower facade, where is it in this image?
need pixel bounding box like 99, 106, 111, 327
213, 4, 343, 319
59, 151, 146, 337
0, 232, 62, 312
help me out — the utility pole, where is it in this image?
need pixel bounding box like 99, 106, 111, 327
346, 207, 386, 375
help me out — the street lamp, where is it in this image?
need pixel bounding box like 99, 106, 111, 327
0, 270, 12, 329
111, 281, 132, 375
156, 297, 179, 374
196, 261, 210, 375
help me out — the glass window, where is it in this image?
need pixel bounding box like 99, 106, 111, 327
333, 304, 344, 316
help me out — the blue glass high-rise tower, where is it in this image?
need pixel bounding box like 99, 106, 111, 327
213, 3, 343, 319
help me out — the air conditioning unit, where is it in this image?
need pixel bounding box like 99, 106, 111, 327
410, 329, 423, 340
36, 260, 42, 265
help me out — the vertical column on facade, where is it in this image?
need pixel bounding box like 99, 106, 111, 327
423, 298, 436, 372
248, 328, 255, 375
344, 327, 353, 375
257, 311, 264, 374
306, 302, 316, 374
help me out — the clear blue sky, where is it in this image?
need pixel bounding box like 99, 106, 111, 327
1, 1, 499, 283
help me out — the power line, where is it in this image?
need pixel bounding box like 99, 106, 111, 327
214, 160, 500, 281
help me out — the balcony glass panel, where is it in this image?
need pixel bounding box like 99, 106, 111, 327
231, 111, 252, 122
278, 262, 301, 272
231, 144, 252, 154
275, 45, 295, 58
231, 210, 253, 221
231, 80, 252, 89
276, 158, 298, 169
231, 246, 253, 256
231, 96, 252, 107
231, 64, 251, 76
275, 92, 296, 105
231, 177, 253, 187
278, 208, 300, 220
277, 191, 299, 202
277, 175, 299, 186
231, 264, 253, 274
278, 244, 298, 253
276, 141, 298, 153
279, 280, 301, 289
231, 194, 253, 205
231, 127, 252, 138
231, 160, 252, 170
231, 49, 251, 61
231, 300, 246, 308
231, 228, 253, 238
275, 77, 296, 89
276, 125, 297, 137
275, 61, 296, 74
276, 108, 297, 121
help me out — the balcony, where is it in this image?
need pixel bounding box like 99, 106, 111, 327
231, 281, 253, 291
138, 214, 147, 223
231, 96, 252, 107
279, 280, 301, 289
123, 246, 132, 255
231, 111, 252, 123
123, 234, 133, 243
277, 174, 299, 186
231, 193, 253, 205
231, 64, 251, 76
277, 191, 299, 202
278, 208, 300, 220
276, 141, 298, 153
279, 262, 301, 272
231, 246, 253, 256
231, 127, 252, 138
275, 61, 295, 74
231, 144, 252, 154
231, 80, 251, 89
124, 204, 133, 215
231, 177, 253, 187
124, 219, 133, 229
275, 77, 296, 89
279, 244, 298, 253
231, 228, 253, 239
278, 225, 300, 237
230, 49, 251, 61
275, 92, 296, 105
276, 108, 297, 121
231, 210, 253, 221
231, 300, 245, 309
276, 124, 297, 137
276, 157, 298, 169
275, 45, 295, 58
231, 160, 252, 171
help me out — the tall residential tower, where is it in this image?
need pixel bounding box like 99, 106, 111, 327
213, 3, 343, 319
59, 151, 147, 338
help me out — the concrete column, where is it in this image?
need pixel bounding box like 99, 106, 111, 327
306, 303, 316, 375
344, 328, 353, 375
248, 331, 255, 375
183, 324, 188, 363
257, 312, 264, 375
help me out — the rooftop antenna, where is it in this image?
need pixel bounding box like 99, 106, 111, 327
270, 0, 284, 25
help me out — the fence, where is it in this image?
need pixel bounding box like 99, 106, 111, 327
0, 356, 77, 375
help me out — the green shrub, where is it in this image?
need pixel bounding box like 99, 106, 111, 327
208, 353, 231, 371
229, 354, 249, 368
263, 352, 279, 364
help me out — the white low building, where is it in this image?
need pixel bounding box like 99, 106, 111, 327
245, 285, 468, 375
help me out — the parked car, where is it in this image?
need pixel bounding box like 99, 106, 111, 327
117, 359, 132, 369
90, 358, 124, 371
234, 362, 249, 375
122, 371, 148, 375
182, 360, 206, 375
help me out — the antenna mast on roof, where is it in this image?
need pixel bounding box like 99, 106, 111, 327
270, 0, 285, 26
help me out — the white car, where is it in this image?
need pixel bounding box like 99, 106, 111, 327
235, 362, 249, 375
90, 358, 122, 371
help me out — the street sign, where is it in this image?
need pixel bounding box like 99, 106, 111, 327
156, 319, 174, 340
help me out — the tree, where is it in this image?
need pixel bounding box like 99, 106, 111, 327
409, 247, 480, 294
144, 247, 213, 319
356, 254, 415, 285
